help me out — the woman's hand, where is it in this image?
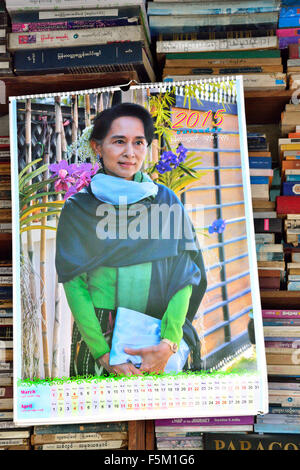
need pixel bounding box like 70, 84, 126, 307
97, 352, 143, 377
124, 341, 174, 374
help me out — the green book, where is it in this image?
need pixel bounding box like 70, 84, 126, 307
165, 49, 281, 60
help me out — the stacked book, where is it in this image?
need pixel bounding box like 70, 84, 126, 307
148, 0, 286, 90
154, 416, 254, 450
276, 123, 300, 289
5, 0, 155, 82
249, 132, 285, 290
254, 308, 300, 435
276, 1, 300, 50
30, 421, 129, 450
0, 0, 13, 76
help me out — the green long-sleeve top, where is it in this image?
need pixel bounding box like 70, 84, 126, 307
63, 265, 192, 360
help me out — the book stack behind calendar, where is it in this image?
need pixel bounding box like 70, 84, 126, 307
154, 416, 254, 450
253, 309, 300, 435
276, 124, 300, 287
148, 0, 285, 90
30, 421, 129, 450
276, 1, 300, 51
248, 131, 284, 290
4, 0, 155, 82
0, 1, 13, 76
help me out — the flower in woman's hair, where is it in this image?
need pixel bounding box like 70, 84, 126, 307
208, 219, 226, 234
54, 169, 75, 192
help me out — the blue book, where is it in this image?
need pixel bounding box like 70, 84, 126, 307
279, 16, 300, 27
13, 42, 154, 82
250, 176, 269, 184
148, 2, 280, 16
280, 7, 300, 17
254, 423, 300, 433
288, 281, 300, 290
282, 181, 300, 195
286, 175, 300, 181
249, 157, 272, 169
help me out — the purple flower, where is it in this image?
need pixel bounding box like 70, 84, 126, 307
49, 160, 70, 177
208, 219, 226, 234
50, 159, 100, 198
54, 169, 75, 192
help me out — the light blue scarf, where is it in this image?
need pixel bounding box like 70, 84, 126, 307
90, 171, 158, 205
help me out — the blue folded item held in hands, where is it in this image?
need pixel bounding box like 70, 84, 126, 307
109, 307, 190, 373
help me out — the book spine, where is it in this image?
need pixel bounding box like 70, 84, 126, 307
8, 26, 146, 51
282, 182, 300, 195
254, 218, 283, 233
249, 157, 272, 169
11, 17, 139, 32
13, 41, 143, 74
156, 36, 278, 54
279, 17, 300, 28
279, 36, 300, 49
262, 310, 300, 318
148, 5, 280, 16
289, 43, 300, 59
276, 196, 300, 214
5, 0, 145, 12
280, 7, 300, 18
277, 27, 300, 37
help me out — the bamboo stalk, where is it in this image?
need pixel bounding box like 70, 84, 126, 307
23, 98, 40, 379
85, 94, 91, 127
51, 102, 66, 379
40, 117, 51, 379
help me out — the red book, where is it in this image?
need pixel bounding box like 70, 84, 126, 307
289, 133, 300, 138
259, 277, 281, 290
276, 196, 300, 215
289, 43, 300, 59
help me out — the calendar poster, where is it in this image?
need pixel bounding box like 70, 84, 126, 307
9, 77, 268, 425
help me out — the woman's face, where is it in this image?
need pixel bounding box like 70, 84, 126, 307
96, 115, 148, 180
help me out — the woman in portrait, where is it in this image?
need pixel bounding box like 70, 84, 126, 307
55, 102, 207, 378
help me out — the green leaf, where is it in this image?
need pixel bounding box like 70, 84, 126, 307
20, 201, 64, 219
20, 225, 57, 234
21, 190, 65, 206
19, 163, 49, 189
20, 210, 62, 227
18, 158, 42, 181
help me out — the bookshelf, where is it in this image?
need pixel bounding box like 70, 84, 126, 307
0, 72, 298, 451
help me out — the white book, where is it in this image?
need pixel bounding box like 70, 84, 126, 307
253, 211, 277, 219
8, 25, 150, 51
5, 0, 146, 12
157, 36, 278, 54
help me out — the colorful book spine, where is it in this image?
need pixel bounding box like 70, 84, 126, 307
11, 18, 139, 32
155, 416, 254, 427
262, 310, 300, 318
276, 196, 300, 215
8, 25, 148, 51
279, 16, 300, 28
277, 27, 300, 37
282, 182, 300, 195
249, 157, 272, 169
280, 7, 300, 17
279, 36, 300, 48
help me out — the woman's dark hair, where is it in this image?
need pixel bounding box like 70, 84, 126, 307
90, 102, 155, 146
